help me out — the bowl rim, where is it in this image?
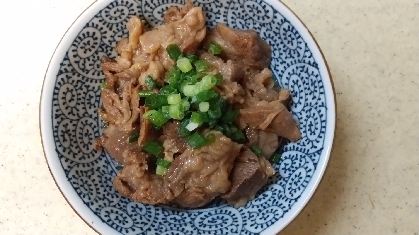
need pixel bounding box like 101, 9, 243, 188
39, 0, 336, 234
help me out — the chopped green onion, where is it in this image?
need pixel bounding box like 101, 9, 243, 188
205, 133, 216, 144
251, 145, 262, 157
208, 106, 222, 120
214, 73, 223, 85
143, 140, 164, 156
186, 122, 199, 131
143, 110, 169, 127
177, 57, 193, 73
190, 112, 204, 125
187, 55, 198, 64
199, 102, 210, 112
166, 44, 182, 60
138, 90, 154, 97
100, 81, 107, 90
169, 103, 184, 120
194, 59, 209, 72
128, 131, 140, 143
145, 94, 168, 109
156, 157, 172, 168
167, 93, 181, 105
198, 75, 217, 91
161, 106, 171, 119
270, 153, 282, 164
178, 118, 191, 137
181, 99, 190, 111
145, 75, 157, 89
199, 111, 209, 123
193, 90, 219, 103
186, 132, 207, 149
222, 108, 239, 123
159, 85, 177, 95
182, 84, 198, 97
230, 128, 246, 143
167, 67, 182, 87
156, 165, 168, 176
208, 41, 222, 55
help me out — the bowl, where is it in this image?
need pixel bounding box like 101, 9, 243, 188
40, 0, 335, 234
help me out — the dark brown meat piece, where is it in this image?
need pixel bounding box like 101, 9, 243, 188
199, 52, 245, 83
113, 149, 175, 205
222, 149, 275, 206
203, 23, 271, 70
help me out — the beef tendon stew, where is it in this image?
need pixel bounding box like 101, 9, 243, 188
94, 1, 301, 208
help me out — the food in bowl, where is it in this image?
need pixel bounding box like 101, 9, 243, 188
94, 1, 301, 208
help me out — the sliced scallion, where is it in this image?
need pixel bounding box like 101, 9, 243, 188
166, 44, 182, 60
208, 41, 222, 55
251, 145, 263, 157
145, 75, 157, 90
143, 140, 164, 156
177, 57, 193, 73
186, 132, 207, 149
199, 102, 210, 112
167, 93, 181, 105
270, 153, 282, 164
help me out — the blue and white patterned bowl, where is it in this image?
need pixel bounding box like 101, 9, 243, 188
40, 0, 335, 234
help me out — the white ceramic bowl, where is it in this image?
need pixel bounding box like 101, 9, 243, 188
40, 0, 335, 234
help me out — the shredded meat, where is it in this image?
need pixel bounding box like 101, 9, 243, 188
161, 121, 187, 162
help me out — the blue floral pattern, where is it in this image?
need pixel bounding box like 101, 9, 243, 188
51, 0, 329, 234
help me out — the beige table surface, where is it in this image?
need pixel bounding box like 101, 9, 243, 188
0, 0, 418, 234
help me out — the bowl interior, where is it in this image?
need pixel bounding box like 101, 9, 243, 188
41, 0, 335, 234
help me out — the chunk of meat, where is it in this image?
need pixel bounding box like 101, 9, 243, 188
203, 23, 271, 70
96, 125, 138, 164
164, 1, 195, 23
199, 52, 245, 83
257, 131, 279, 158
244, 68, 280, 102
139, 7, 206, 55
222, 149, 275, 207
165, 131, 242, 208
113, 149, 175, 205
161, 121, 187, 162
239, 104, 301, 141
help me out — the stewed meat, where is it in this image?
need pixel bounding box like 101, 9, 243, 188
95, 1, 301, 208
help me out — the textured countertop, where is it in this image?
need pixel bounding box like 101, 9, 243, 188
0, 0, 418, 234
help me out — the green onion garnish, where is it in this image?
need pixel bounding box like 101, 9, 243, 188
138, 90, 154, 97
143, 140, 164, 156
208, 41, 222, 55
159, 85, 178, 95
182, 84, 198, 97
187, 54, 198, 64
222, 108, 239, 123
199, 102, 210, 112
143, 110, 169, 127
168, 103, 184, 120
167, 93, 181, 105
193, 90, 219, 103
156, 157, 172, 168
100, 81, 107, 90
194, 59, 209, 72
186, 132, 207, 149
190, 112, 204, 125
214, 73, 223, 85
198, 74, 217, 91
156, 165, 168, 176
128, 131, 140, 143
205, 133, 216, 144
167, 67, 182, 87
177, 57, 193, 73
166, 44, 182, 60
250, 145, 263, 157
145, 94, 168, 109
145, 75, 157, 89
208, 106, 222, 120
178, 118, 191, 137
270, 153, 282, 164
